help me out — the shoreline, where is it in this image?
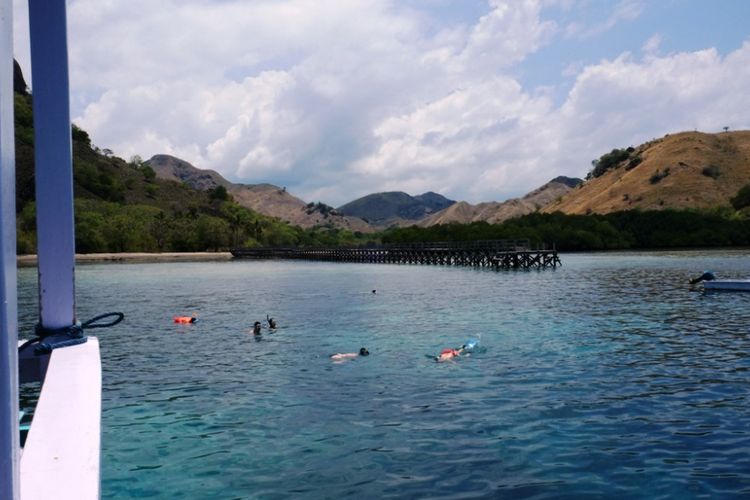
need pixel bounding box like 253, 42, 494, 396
17, 252, 233, 267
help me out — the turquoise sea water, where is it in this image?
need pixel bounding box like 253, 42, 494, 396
17, 251, 750, 498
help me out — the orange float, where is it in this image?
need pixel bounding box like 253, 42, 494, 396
173, 316, 197, 324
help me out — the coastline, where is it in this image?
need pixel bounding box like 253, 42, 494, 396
17, 252, 233, 267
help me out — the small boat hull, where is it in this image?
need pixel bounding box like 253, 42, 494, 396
703, 279, 750, 291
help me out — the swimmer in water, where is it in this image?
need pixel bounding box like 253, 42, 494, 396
252, 321, 262, 335
436, 345, 466, 362
331, 347, 369, 361
266, 315, 277, 329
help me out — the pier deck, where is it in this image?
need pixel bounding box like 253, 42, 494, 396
231, 240, 560, 270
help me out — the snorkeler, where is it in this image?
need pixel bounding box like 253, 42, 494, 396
330, 347, 370, 361
436, 345, 466, 362
266, 314, 277, 329
252, 321, 262, 335
435, 339, 480, 362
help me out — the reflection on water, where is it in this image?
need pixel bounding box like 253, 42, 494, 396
17, 250, 750, 498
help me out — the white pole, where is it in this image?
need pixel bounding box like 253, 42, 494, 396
0, 0, 20, 496
29, 0, 76, 330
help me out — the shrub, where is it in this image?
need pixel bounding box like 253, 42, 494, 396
71, 124, 91, 147
588, 148, 632, 179
209, 185, 230, 202
702, 165, 720, 179
306, 202, 335, 216
650, 168, 670, 184
626, 156, 642, 170
731, 184, 750, 210
140, 165, 156, 183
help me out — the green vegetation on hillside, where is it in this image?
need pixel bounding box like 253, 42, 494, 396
588, 147, 636, 179
731, 184, 750, 211
382, 210, 750, 251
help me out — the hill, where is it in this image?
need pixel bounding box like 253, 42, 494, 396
148, 154, 230, 190
419, 176, 582, 226
544, 131, 750, 214
336, 191, 455, 226
147, 155, 373, 233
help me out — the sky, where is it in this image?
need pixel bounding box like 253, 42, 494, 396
12, 0, 750, 206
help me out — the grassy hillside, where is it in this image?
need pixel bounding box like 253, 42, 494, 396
545, 131, 750, 214
419, 177, 581, 226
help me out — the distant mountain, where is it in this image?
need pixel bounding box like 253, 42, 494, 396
149, 154, 230, 190
419, 177, 582, 226
337, 191, 455, 226
543, 131, 750, 214
147, 155, 374, 232
143, 129, 750, 234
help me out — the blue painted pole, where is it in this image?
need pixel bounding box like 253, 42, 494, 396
0, 0, 19, 497
29, 0, 76, 329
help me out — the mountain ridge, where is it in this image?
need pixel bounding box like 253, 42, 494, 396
148, 130, 750, 230
147, 154, 374, 232
419, 176, 582, 226
336, 191, 455, 226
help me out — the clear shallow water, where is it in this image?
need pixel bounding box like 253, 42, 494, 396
17, 250, 750, 499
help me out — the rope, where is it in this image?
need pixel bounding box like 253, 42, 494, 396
19, 312, 125, 355
81, 312, 125, 329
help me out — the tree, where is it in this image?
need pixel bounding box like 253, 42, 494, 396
149, 211, 169, 251
221, 202, 257, 246
129, 155, 144, 168
141, 165, 156, 182
71, 124, 91, 147
195, 215, 231, 251
731, 184, 750, 210
75, 211, 107, 253
209, 185, 230, 202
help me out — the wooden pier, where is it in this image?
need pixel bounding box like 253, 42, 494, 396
231, 240, 561, 270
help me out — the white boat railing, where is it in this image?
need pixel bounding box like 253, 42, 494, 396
2, 1, 103, 498
1, 0, 21, 497
19, 339, 101, 500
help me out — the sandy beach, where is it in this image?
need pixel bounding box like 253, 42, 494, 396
17, 252, 233, 267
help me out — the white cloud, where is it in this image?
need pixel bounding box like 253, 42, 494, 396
12, 0, 750, 206
64, 0, 560, 204
565, 0, 644, 40
642, 33, 662, 55
457, 0, 556, 73
352, 77, 557, 200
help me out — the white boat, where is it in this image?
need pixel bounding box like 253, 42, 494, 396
2, 1, 111, 498
703, 279, 750, 292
